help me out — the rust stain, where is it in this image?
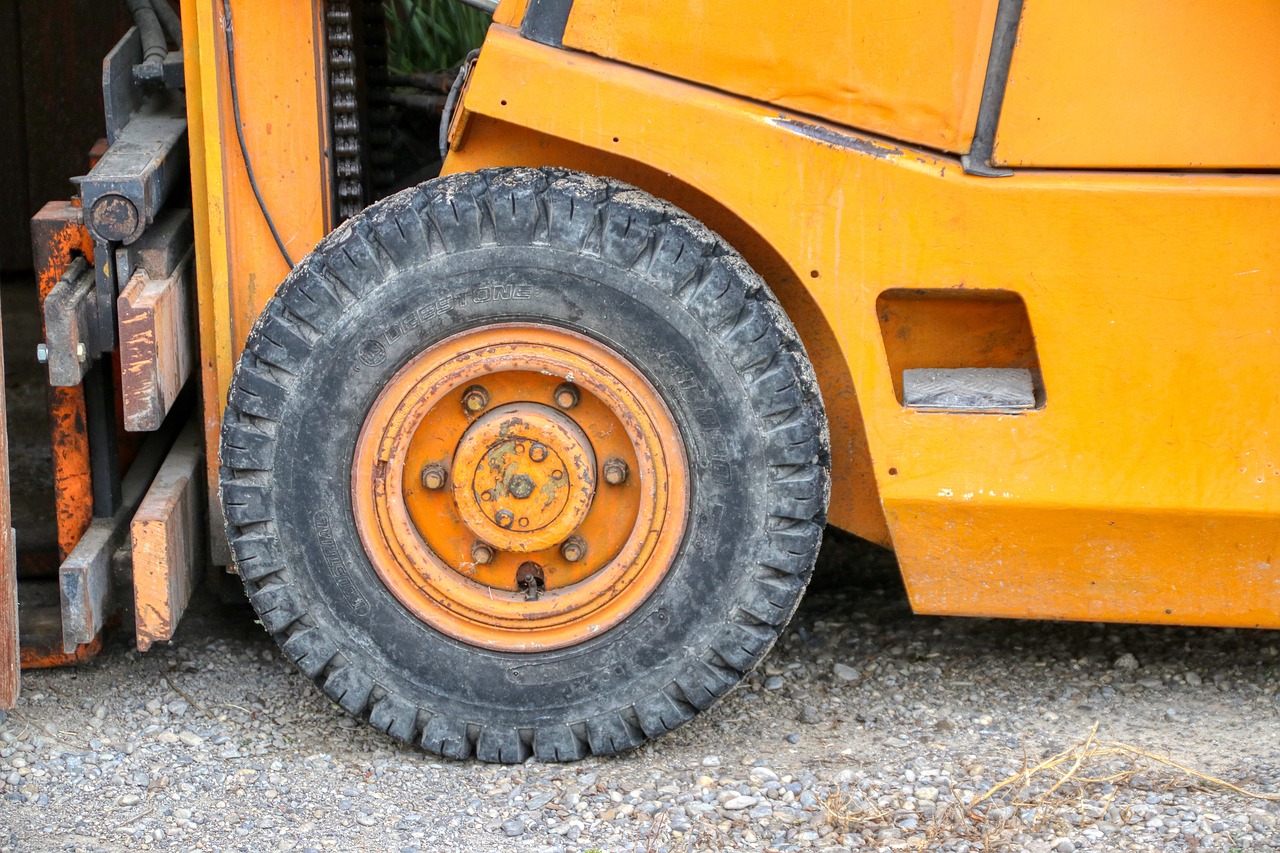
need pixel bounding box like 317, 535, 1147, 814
20, 635, 103, 669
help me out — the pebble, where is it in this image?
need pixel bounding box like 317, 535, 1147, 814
832, 663, 860, 682
0, 538, 1273, 852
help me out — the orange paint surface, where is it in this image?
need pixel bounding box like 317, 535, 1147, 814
995, 1, 1280, 168
562, 0, 998, 154
447, 28, 1280, 628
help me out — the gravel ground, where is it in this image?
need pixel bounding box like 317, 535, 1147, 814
3, 532, 1279, 852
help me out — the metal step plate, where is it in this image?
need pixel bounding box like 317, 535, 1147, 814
903, 367, 1036, 413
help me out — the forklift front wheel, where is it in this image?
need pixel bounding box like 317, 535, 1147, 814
219, 167, 830, 761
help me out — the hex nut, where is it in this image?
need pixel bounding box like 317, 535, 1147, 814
553, 383, 580, 409
421, 463, 448, 490
560, 536, 587, 563
471, 541, 495, 565
461, 384, 490, 413
602, 457, 629, 485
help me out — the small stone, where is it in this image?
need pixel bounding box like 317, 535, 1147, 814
501, 818, 526, 837
1185, 672, 1202, 686
178, 732, 203, 747
1114, 653, 1139, 670
797, 706, 822, 725
1055, 840, 1075, 853
120, 794, 141, 806
914, 786, 938, 802
764, 676, 785, 691
750, 766, 779, 783
723, 795, 757, 810
832, 663, 860, 682
701, 755, 721, 767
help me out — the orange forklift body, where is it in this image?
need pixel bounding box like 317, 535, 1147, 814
180, 0, 1280, 630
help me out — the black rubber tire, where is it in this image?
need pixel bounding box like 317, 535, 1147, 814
220, 167, 830, 762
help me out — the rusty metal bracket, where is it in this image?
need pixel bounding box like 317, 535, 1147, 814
39, 257, 97, 387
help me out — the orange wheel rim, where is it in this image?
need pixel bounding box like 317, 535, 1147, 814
352, 324, 689, 652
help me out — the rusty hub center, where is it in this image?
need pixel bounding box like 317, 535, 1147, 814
451, 404, 596, 552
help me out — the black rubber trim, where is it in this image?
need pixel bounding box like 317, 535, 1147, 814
520, 0, 574, 47
962, 0, 1023, 177
439, 50, 480, 160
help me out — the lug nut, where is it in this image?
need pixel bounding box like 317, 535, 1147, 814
529, 443, 548, 463
553, 383, 580, 409
560, 535, 587, 563
602, 457, 629, 485
471, 541, 495, 565
35, 343, 48, 364
76, 342, 87, 363
461, 384, 490, 413
495, 509, 515, 528
420, 463, 448, 490
509, 474, 535, 500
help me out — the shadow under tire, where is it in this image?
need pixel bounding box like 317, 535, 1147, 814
219, 167, 830, 761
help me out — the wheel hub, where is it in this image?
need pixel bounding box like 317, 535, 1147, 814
451, 404, 597, 552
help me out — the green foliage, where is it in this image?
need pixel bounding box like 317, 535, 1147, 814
384, 0, 489, 74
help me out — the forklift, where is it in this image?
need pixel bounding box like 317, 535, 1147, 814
3, 0, 1277, 762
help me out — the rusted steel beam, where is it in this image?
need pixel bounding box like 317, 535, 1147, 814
132, 417, 203, 650
30, 202, 95, 563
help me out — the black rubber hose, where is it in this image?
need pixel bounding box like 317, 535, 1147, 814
124, 0, 168, 63
149, 0, 183, 48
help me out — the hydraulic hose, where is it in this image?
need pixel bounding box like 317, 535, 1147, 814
149, 0, 183, 49
124, 0, 168, 64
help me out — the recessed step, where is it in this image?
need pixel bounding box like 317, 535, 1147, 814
903, 367, 1035, 413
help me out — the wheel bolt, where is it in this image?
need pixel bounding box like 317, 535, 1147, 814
495, 509, 515, 528
509, 474, 535, 500
560, 535, 587, 563
553, 383, 580, 409
461, 384, 490, 413
529, 443, 548, 463
471, 541, 495, 565
602, 457, 629, 485
421, 463, 448, 490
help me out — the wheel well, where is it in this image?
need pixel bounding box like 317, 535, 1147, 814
444, 117, 890, 545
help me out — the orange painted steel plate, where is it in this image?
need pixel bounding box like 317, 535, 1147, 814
994, 1, 1280, 169
450, 28, 1280, 628
561, 0, 998, 154
353, 324, 688, 651
183, 0, 330, 562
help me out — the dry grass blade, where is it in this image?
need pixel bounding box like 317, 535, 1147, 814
822, 788, 891, 831
969, 723, 1280, 821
